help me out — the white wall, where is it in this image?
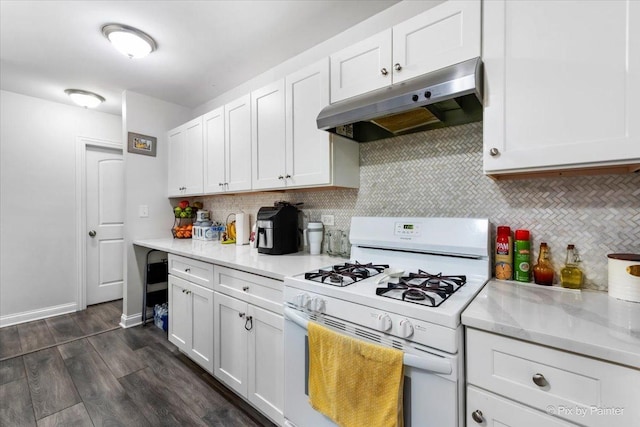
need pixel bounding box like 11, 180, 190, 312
122, 91, 191, 325
192, 0, 444, 116
0, 90, 121, 325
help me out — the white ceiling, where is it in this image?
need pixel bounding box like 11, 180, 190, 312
0, 0, 398, 116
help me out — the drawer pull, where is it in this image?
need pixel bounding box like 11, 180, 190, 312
471, 410, 484, 423
242, 286, 249, 292
245, 315, 253, 331
532, 373, 548, 387
239, 312, 245, 318
185, 268, 191, 273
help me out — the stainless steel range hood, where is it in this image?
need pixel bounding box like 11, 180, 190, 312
317, 57, 483, 143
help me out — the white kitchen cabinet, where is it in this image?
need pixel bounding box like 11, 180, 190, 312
168, 274, 214, 373
483, 0, 640, 178
251, 80, 287, 190
213, 266, 284, 426
286, 59, 360, 189
466, 328, 640, 427
330, 0, 481, 103
203, 107, 226, 194
167, 117, 203, 197
224, 94, 252, 192
250, 60, 360, 191
467, 386, 577, 427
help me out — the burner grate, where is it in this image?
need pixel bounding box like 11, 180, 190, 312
375, 270, 467, 307
305, 261, 389, 287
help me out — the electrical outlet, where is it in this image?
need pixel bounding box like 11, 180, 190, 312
321, 215, 335, 226
139, 205, 149, 218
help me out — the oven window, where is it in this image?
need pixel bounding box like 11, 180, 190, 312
303, 335, 411, 426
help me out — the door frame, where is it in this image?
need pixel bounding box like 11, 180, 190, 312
75, 136, 123, 311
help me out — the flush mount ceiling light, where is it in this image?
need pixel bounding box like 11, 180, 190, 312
64, 89, 106, 108
102, 24, 157, 59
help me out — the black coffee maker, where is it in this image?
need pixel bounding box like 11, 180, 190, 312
256, 202, 299, 255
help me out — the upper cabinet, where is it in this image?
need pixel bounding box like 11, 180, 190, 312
251, 59, 360, 191
168, 117, 203, 197
224, 95, 252, 192
330, 0, 481, 103
251, 80, 287, 190
203, 107, 225, 194
483, 0, 640, 178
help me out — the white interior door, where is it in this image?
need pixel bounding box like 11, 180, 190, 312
86, 145, 124, 305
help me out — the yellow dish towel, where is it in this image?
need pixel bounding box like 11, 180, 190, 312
308, 322, 404, 427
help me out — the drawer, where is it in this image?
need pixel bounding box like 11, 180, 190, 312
214, 265, 282, 314
467, 328, 640, 427
467, 385, 577, 427
168, 254, 214, 289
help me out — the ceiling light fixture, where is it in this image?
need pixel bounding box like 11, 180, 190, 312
102, 24, 157, 59
64, 89, 106, 108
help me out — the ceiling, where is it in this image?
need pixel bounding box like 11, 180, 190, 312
0, 0, 398, 116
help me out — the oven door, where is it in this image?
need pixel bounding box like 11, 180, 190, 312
283, 306, 461, 427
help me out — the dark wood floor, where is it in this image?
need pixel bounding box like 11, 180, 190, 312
0, 302, 275, 427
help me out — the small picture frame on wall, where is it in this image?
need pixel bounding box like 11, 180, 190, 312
127, 132, 157, 157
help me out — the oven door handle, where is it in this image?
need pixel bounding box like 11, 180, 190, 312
283, 307, 452, 375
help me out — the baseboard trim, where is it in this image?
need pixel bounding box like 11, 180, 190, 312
0, 302, 78, 328
119, 312, 143, 328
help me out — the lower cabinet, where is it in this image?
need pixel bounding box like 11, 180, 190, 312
467, 386, 577, 427
214, 267, 284, 426
466, 328, 640, 427
168, 274, 214, 373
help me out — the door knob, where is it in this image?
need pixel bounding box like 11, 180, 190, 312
380, 67, 389, 76
88, 230, 97, 237
471, 410, 484, 423
489, 147, 500, 157
532, 373, 548, 387
394, 63, 402, 71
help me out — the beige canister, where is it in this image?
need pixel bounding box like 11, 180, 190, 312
607, 253, 640, 303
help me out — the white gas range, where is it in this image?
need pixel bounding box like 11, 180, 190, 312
283, 216, 490, 427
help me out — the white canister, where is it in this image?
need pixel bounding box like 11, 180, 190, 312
608, 253, 640, 303
306, 222, 324, 255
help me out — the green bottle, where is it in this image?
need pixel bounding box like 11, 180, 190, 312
514, 229, 531, 282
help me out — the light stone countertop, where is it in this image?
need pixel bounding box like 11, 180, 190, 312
461, 280, 640, 369
133, 238, 344, 281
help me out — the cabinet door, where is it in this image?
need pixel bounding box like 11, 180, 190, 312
251, 80, 286, 190
213, 292, 248, 396
167, 126, 186, 197
225, 95, 252, 192
285, 59, 331, 187
392, 0, 480, 83
183, 117, 203, 195
467, 386, 577, 427
189, 282, 214, 373
247, 305, 284, 425
168, 275, 190, 352
330, 29, 392, 103
203, 107, 226, 194
483, 0, 640, 175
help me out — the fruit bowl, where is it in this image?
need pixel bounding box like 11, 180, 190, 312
172, 223, 193, 239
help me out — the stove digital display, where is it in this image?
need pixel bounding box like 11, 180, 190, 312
395, 222, 421, 237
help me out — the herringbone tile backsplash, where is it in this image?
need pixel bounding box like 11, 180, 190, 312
200, 122, 640, 291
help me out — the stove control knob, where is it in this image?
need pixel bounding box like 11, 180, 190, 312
296, 293, 310, 309
398, 319, 414, 338
310, 298, 326, 314
376, 314, 392, 332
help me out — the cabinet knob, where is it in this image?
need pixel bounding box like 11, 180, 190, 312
218, 183, 224, 186
185, 268, 190, 273
412, 94, 419, 102
471, 410, 484, 423
285, 174, 291, 179
394, 63, 402, 71
380, 67, 389, 76
88, 230, 97, 237
242, 286, 249, 292
489, 147, 500, 157
532, 373, 548, 387
278, 175, 284, 180
239, 312, 245, 318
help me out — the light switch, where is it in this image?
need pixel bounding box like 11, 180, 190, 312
139, 205, 149, 218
